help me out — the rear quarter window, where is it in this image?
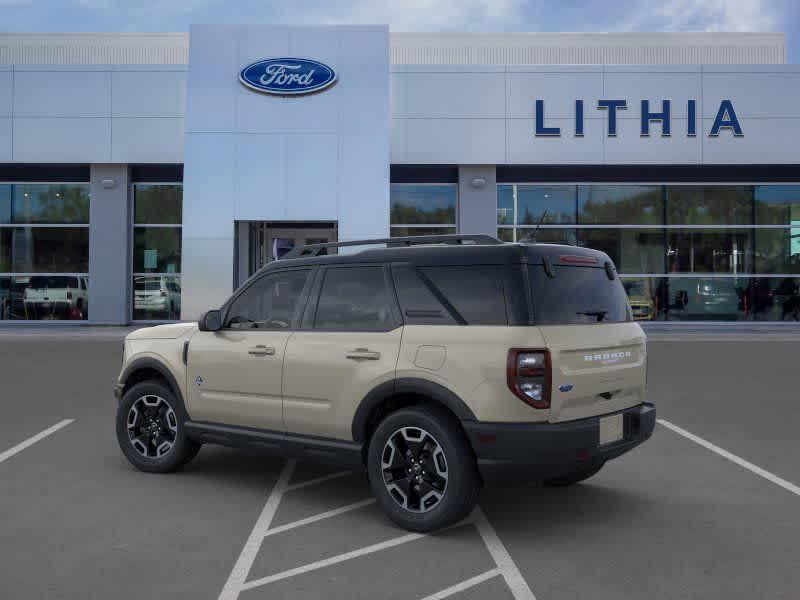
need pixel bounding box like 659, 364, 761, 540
392, 265, 457, 325
420, 266, 508, 325
530, 265, 632, 324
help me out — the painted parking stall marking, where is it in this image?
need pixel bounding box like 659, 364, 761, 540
0, 419, 75, 464
419, 569, 501, 600
658, 418, 800, 497
218, 459, 297, 600
261, 498, 376, 539
218, 458, 537, 599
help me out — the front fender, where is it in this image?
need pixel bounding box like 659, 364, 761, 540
117, 353, 186, 408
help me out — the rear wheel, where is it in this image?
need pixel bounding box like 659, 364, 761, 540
543, 461, 604, 486
367, 406, 480, 532
116, 380, 200, 473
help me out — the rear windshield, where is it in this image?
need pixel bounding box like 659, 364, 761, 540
529, 265, 632, 324
29, 276, 79, 289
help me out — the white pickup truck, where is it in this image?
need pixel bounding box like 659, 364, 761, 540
23, 275, 88, 319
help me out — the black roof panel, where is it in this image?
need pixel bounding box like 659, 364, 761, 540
264, 240, 613, 271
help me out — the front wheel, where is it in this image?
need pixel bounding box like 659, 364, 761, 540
116, 380, 200, 473
367, 406, 480, 532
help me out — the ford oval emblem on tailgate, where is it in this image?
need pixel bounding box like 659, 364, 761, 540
559, 384, 574, 393
239, 58, 337, 96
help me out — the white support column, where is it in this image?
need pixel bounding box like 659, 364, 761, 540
458, 166, 497, 236
88, 164, 130, 324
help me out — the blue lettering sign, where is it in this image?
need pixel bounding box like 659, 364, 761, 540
535, 100, 560, 136
709, 99, 743, 137
641, 99, 671, 137
532, 98, 741, 138
687, 99, 697, 136
575, 100, 584, 137
597, 100, 627, 136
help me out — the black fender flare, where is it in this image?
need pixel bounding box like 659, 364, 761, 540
118, 357, 184, 406
351, 378, 477, 443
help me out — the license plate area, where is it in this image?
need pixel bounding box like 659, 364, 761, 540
599, 413, 624, 445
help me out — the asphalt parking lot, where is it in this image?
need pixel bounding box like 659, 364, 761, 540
1, 329, 799, 599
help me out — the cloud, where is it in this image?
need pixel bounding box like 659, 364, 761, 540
281, 0, 524, 31
621, 0, 780, 32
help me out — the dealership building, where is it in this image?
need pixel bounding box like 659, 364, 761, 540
0, 27, 799, 324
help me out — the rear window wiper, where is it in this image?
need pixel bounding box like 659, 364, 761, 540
576, 310, 608, 322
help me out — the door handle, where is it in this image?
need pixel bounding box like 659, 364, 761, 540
346, 348, 381, 360
248, 345, 276, 356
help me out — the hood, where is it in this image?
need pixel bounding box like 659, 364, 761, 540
126, 322, 198, 340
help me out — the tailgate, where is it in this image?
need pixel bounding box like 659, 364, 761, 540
539, 322, 646, 422
27, 289, 67, 302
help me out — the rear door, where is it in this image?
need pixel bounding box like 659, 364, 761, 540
186, 267, 312, 430
529, 264, 647, 423
283, 265, 402, 441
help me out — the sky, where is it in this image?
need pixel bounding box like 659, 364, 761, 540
0, 0, 797, 62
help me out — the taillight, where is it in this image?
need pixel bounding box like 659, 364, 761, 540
507, 349, 551, 409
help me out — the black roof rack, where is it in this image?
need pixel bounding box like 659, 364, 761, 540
284, 234, 502, 259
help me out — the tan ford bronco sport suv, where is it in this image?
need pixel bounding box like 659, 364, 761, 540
114, 235, 655, 532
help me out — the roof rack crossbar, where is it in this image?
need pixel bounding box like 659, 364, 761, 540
284, 234, 502, 259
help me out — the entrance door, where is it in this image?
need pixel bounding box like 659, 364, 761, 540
249, 223, 337, 276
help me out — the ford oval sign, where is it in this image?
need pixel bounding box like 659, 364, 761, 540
239, 58, 337, 96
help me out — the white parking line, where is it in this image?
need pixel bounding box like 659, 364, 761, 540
0, 419, 74, 464
419, 568, 501, 599
285, 469, 353, 492
474, 507, 537, 600
262, 498, 376, 538
218, 459, 297, 600
239, 531, 427, 591
658, 418, 800, 498
220, 459, 537, 600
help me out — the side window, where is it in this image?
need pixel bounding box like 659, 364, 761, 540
314, 267, 396, 331
226, 269, 309, 329
420, 266, 508, 325
392, 265, 456, 325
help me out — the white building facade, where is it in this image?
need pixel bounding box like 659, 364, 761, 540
0, 28, 798, 323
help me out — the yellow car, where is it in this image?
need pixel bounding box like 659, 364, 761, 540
624, 279, 655, 321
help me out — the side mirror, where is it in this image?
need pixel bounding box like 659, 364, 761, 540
198, 309, 222, 332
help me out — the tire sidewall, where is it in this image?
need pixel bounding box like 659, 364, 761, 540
367, 406, 479, 532
116, 380, 193, 473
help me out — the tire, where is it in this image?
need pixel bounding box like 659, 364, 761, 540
367, 405, 480, 532
116, 380, 200, 473
542, 461, 605, 487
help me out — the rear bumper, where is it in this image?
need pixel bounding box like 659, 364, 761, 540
463, 402, 656, 482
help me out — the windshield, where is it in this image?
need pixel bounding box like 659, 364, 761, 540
529, 265, 632, 324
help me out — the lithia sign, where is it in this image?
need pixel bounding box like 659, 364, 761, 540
535, 99, 743, 138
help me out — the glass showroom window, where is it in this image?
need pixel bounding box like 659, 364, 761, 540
132, 184, 182, 321
390, 184, 457, 237
0, 183, 90, 321
497, 183, 800, 321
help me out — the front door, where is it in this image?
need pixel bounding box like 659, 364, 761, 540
186, 267, 313, 431
283, 265, 403, 440
250, 223, 337, 275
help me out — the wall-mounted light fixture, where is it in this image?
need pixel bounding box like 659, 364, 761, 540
470, 177, 487, 189
101, 178, 116, 189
